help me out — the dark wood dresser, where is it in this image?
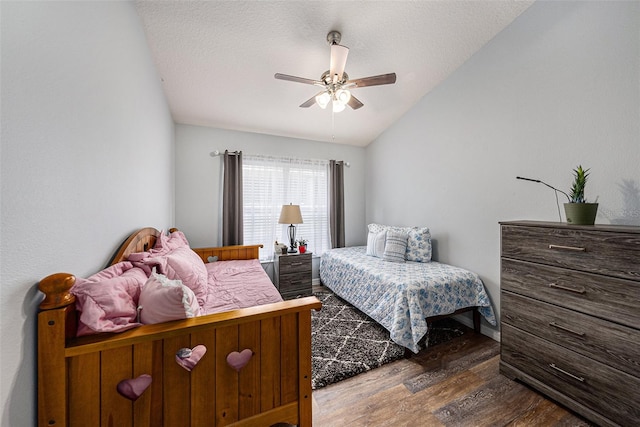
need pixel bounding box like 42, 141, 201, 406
274, 252, 312, 300
499, 220, 640, 426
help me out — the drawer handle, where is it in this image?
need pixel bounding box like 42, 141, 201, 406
548, 283, 586, 294
549, 364, 585, 382
549, 322, 585, 337
548, 244, 586, 252
289, 262, 302, 266
290, 280, 302, 285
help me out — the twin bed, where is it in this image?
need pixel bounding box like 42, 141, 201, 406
37, 224, 495, 426
320, 227, 496, 353
37, 227, 321, 427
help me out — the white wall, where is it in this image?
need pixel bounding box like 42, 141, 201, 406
175, 124, 367, 278
0, 2, 174, 425
366, 1, 640, 339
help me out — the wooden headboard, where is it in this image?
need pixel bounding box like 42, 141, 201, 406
109, 227, 160, 265
39, 227, 263, 311
109, 227, 263, 265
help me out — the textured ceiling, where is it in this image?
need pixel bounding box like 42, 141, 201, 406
134, 1, 533, 147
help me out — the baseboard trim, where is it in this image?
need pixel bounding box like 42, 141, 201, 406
454, 314, 500, 342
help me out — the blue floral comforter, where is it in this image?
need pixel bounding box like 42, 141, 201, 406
319, 246, 496, 353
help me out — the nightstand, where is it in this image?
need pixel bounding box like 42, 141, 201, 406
274, 252, 312, 299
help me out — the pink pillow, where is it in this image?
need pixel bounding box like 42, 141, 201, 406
143, 247, 208, 306
153, 230, 190, 254
138, 271, 201, 324
71, 262, 148, 336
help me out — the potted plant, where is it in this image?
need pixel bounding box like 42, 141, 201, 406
564, 165, 598, 225
297, 239, 308, 253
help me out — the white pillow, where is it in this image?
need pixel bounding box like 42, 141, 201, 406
138, 270, 201, 324
383, 230, 408, 263
366, 230, 387, 258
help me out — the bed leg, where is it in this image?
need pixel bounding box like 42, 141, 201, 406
473, 308, 481, 334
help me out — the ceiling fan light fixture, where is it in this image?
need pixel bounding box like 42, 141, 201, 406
332, 99, 346, 113
316, 92, 331, 109
274, 31, 397, 114
335, 88, 351, 104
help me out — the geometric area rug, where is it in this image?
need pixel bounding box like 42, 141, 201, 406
311, 290, 465, 390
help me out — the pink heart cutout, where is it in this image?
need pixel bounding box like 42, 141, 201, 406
226, 348, 253, 372
175, 345, 207, 371
116, 374, 152, 401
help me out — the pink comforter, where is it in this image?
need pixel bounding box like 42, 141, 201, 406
201, 259, 283, 314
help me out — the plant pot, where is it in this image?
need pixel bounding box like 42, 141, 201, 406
564, 203, 598, 225
299, 245, 307, 254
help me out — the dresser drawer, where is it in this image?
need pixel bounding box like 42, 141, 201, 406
501, 258, 640, 329
278, 254, 312, 274
501, 324, 640, 427
502, 291, 640, 377
501, 224, 640, 281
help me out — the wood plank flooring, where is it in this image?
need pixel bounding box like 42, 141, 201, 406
312, 325, 593, 427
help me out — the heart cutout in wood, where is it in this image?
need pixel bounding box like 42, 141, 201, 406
207, 256, 218, 263
226, 348, 253, 372
175, 345, 207, 371
116, 374, 152, 401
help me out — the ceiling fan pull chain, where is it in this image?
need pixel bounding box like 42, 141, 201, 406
331, 109, 335, 141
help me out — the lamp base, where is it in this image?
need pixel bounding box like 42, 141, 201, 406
288, 223, 297, 253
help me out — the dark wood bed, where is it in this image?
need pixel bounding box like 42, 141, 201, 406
37, 227, 321, 426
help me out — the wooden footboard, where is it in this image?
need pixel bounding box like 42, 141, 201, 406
38, 228, 321, 427
38, 282, 320, 426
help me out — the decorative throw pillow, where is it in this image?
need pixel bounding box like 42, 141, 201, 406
368, 223, 389, 234
138, 270, 201, 324
405, 227, 432, 262
382, 230, 408, 263
143, 246, 209, 307
366, 230, 387, 258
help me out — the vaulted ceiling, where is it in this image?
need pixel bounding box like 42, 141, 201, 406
134, 1, 533, 146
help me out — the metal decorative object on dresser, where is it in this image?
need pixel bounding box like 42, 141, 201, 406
499, 220, 640, 427
275, 252, 313, 300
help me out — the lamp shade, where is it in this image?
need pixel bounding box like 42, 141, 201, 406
278, 204, 303, 224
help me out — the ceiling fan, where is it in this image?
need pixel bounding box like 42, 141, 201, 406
274, 31, 396, 113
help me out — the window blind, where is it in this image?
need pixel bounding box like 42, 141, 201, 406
242, 154, 330, 261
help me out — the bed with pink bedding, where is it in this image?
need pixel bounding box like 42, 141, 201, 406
37, 227, 321, 427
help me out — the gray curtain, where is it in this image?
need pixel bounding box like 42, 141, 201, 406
222, 150, 243, 246
329, 160, 345, 248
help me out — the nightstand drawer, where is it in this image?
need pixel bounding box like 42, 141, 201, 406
280, 285, 312, 299
501, 224, 640, 281
501, 258, 640, 329
279, 272, 310, 289
278, 253, 312, 274
501, 324, 640, 427
502, 291, 640, 377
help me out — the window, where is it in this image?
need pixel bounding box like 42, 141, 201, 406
242, 154, 330, 261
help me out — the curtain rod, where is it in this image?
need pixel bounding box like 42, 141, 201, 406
209, 150, 240, 157
209, 150, 350, 167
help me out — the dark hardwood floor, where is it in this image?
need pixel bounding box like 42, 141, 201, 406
312, 324, 593, 427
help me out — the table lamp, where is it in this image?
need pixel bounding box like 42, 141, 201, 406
278, 204, 303, 253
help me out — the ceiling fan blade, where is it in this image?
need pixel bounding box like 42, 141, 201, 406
347, 73, 396, 88
299, 92, 325, 108
347, 94, 364, 110
274, 73, 322, 86
329, 44, 349, 82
